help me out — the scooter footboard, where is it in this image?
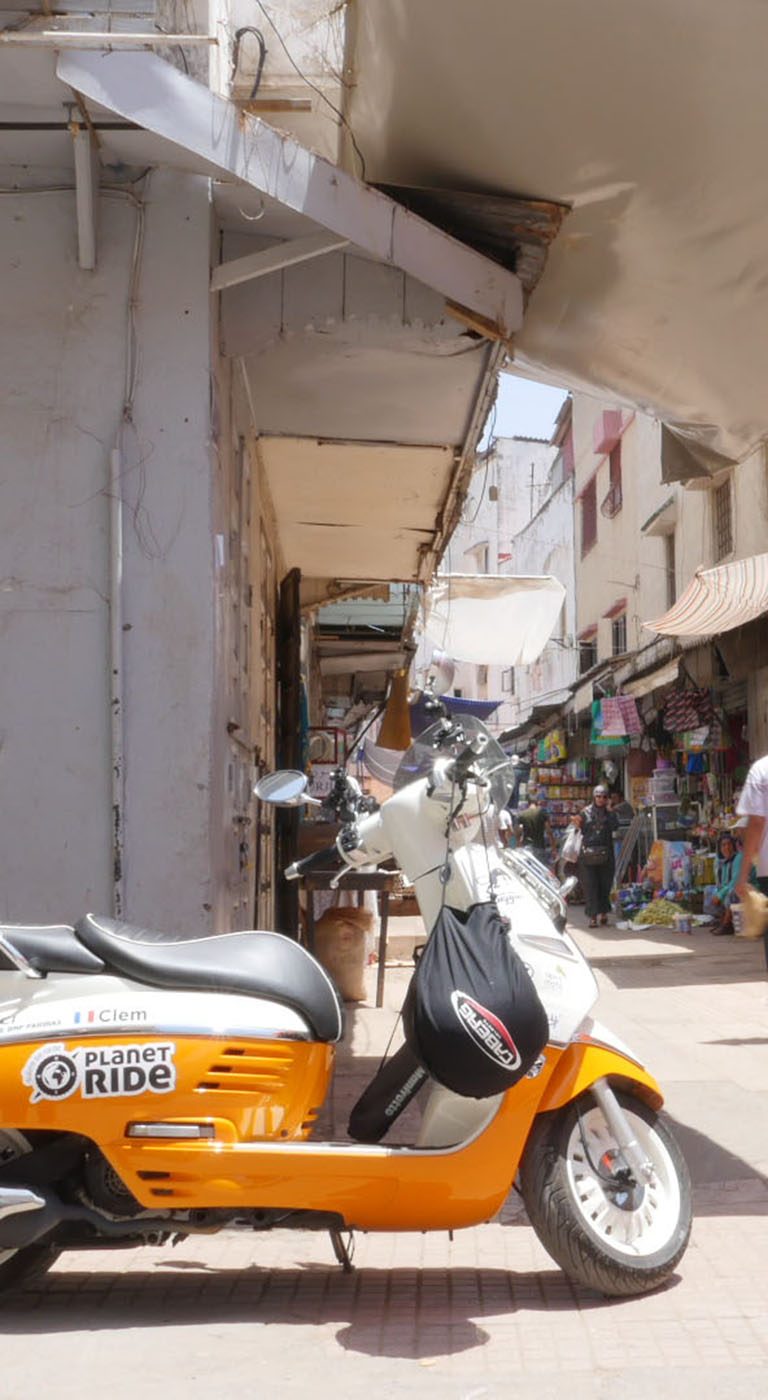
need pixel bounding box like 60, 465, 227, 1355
534, 1035, 663, 1115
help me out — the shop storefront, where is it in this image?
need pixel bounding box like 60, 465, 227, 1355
531, 644, 756, 928
608, 657, 751, 928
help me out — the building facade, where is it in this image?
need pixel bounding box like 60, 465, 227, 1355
0, 4, 527, 932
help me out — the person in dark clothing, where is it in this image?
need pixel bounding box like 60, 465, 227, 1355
573, 785, 619, 927
516, 788, 558, 868
608, 793, 635, 827
608, 791, 635, 876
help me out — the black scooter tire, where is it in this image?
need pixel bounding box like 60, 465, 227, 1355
0, 1128, 60, 1294
519, 1090, 692, 1297
0, 1243, 60, 1295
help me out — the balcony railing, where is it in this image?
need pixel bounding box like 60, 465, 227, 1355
600, 482, 623, 518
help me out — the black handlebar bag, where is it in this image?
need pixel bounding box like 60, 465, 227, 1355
403, 901, 549, 1098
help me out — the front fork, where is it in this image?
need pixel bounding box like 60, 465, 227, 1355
590, 1077, 656, 1184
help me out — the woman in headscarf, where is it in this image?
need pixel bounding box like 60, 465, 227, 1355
573, 784, 619, 928
710, 832, 743, 935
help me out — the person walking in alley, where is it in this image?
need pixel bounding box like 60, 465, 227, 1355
573, 785, 618, 928
516, 787, 558, 868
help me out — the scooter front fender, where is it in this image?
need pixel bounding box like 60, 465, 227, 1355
535, 1033, 663, 1116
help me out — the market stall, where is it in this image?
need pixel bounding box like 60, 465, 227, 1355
608, 677, 751, 930
532, 672, 754, 929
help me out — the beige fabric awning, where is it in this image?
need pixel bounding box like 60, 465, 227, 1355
424, 574, 566, 665
645, 554, 768, 637
660, 424, 739, 484
621, 659, 680, 698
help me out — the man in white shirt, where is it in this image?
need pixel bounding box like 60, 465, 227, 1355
735, 754, 768, 964
496, 805, 514, 847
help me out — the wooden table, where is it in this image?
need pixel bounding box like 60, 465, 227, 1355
301, 869, 398, 1008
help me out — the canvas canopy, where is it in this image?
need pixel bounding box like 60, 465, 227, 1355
423, 575, 566, 665
645, 555, 768, 638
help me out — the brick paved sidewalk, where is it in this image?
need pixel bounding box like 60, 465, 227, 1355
2, 1191, 768, 1400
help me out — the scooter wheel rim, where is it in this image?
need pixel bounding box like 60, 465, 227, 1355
564, 1105, 682, 1259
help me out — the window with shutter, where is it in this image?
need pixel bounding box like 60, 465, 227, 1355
712, 481, 733, 561
611, 613, 627, 656
579, 631, 598, 674
581, 477, 597, 556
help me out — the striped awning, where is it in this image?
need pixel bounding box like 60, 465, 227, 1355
645, 554, 768, 637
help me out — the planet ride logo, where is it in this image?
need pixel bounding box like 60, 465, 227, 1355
22, 1041, 177, 1103
25, 1049, 79, 1100
450, 991, 521, 1073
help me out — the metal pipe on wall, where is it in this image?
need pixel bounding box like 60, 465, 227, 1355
106, 179, 148, 920
109, 444, 125, 918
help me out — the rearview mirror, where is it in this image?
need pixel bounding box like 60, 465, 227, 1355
425, 649, 456, 697
254, 770, 311, 806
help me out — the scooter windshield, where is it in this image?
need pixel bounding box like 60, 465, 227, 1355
393, 713, 514, 813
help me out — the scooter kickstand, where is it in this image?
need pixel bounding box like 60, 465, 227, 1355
329, 1227, 355, 1273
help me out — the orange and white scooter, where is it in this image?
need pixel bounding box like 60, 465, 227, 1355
0, 708, 691, 1298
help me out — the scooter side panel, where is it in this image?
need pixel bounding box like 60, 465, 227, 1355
0, 1032, 334, 1143
0, 974, 313, 1043
93, 1052, 569, 1229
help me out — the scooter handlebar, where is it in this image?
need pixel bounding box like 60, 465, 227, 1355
284, 844, 343, 881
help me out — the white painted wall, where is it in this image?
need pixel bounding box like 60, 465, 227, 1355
495, 438, 558, 549
120, 173, 215, 929
571, 399, 670, 659
0, 172, 216, 930
572, 395, 768, 659
499, 470, 576, 732
208, 0, 346, 160
674, 445, 768, 597
435, 434, 566, 735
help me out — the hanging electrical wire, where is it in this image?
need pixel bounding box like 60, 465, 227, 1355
462, 398, 498, 526
231, 26, 267, 100
251, 0, 368, 181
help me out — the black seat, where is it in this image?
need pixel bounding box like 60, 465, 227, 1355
0, 924, 105, 976
74, 915, 343, 1043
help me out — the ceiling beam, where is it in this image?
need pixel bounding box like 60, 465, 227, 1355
56, 49, 524, 341
1, 30, 216, 46
211, 232, 349, 294
319, 650, 407, 675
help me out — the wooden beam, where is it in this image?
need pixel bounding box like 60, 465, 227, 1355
56, 49, 524, 339
211, 232, 349, 294
240, 98, 312, 114
2, 30, 216, 45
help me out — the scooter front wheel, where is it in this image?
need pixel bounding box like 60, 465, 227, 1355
519, 1090, 692, 1297
0, 1129, 60, 1294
